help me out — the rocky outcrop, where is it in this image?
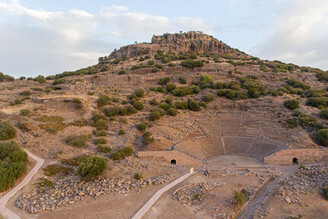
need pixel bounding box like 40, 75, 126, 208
106, 31, 248, 60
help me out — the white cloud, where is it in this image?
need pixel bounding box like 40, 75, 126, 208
256, 0, 328, 69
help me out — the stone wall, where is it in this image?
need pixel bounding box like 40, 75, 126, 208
264, 149, 328, 165
137, 151, 203, 166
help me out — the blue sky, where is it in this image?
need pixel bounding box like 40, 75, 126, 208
0, 0, 327, 77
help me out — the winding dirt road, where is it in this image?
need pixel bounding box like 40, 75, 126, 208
0, 150, 44, 219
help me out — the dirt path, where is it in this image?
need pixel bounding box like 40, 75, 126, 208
0, 150, 44, 219
132, 170, 197, 219
236, 167, 297, 219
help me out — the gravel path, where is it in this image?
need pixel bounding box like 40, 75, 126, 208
0, 150, 44, 219
132, 170, 197, 219
236, 167, 297, 219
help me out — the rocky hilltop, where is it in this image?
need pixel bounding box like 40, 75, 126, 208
107, 31, 248, 60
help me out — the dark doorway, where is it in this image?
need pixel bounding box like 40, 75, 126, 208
293, 158, 299, 165
171, 159, 176, 165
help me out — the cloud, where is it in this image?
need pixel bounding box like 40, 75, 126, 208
0, 1, 215, 77
256, 0, 328, 70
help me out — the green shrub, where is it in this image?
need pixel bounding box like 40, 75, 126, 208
19, 90, 31, 96
134, 88, 145, 98
188, 99, 200, 111
61, 155, 89, 166
78, 156, 107, 179
202, 94, 214, 103
283, 99, 300, 110
97, 145, 112, 153
320, 109, 328, 119
306, 97, 328, 108
19, 109, 31, 116
286, 79, 310, 90
93, 138, 107, 145
299, 114, 317, 128
95, 130, 107, 137
134, 172, 142, 180
118, 129, 125, 135
97, 95, 110, 107
158, 77, 171, 85
53, 78, 66, 85
65, 135, 88, 148
179, 76, 187, 84
167, 108, 178, 116
233, 190, 246, 206
137, 123, 146, 131
143, 132, 154, 144
110, 146, 134, 160
34, 75, 46, 84
118, 70, 126, 75
159, 103, 170, 111
172, 87, 193, 97
132, 101, 144, 111
190, 85, 200, 93
200, 74, 212, 83
149, 111, 162, 121
0, 121, 16, 140
175, 101, 188, 109
149, 99, 159, 105
166, 83, 176, 92
93, 119, 108, 130
286, 118, 298, 129
181, 60, 204, 68
0, 141, 28, 192
315, 129, 328, 146
43, 164, 72, 176
148, 60, 154, 65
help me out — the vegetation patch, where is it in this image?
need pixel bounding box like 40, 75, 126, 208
65, 135, 88, 148
0, 121, 16, 140
110, 146, 134, 160
78, 156, 107, 179
0, 141, 28, 192
43, 164, 73, 176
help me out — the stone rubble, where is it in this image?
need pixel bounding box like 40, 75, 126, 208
16, 174, 175, 214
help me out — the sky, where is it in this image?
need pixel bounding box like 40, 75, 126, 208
0, 0, 328, 78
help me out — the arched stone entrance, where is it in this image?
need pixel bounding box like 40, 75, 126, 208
293, 158, 299, 165
171, 159, 177, 165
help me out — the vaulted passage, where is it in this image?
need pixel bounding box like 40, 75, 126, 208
171, 159, 176, 165
293, 158, 299, 165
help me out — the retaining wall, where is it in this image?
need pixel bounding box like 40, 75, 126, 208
137, 151, 203, 166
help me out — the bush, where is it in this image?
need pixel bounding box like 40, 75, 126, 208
118, 70, 126, 75
149, 99, 159, 105
93, 119, 108, 130
132, 101, 144, 111
118, 129, 125, 135
65, 135, 88, 148
175, 101, 188, 109
110, 146, 134, 160
143, 132, 154, 144
53, 78, 66, 85
320, 109, 328, 119
306, 97, 328, 108
97, 145, 112, 153
93, 138, 107, 145
43, 164, 72, 176
149, 111, 161, 121
78, 156, 107, 179
0, 121, 16, 140
190, 85, 200, 93
167, 108, 178, 116
283, 99, 300, 110
159, 103, 170, 111
202, 94, 214, 103
134, 172, 142, 180
34, 75, 46, 84
166, 83, 176, 92
179, 76, 187, 84
0, 141, 28, 192
19, 109, 31, 116
97, 95, 110, 107
158, 77, 171, 85
233, 190, 246, 206
200, 74, 212, 83
188, 99, 200, 111
134, 89, 145, 98
181, 60, 204, 68
19, 90, 31, 96
286, 118, 298, 129
95, 130, 107, 137
286, 79, 310, 90
172, 87, 193, 97
137, 123, 146, 131
315, 129, 328, 146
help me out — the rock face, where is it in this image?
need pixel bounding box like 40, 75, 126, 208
107, 31, 247, 60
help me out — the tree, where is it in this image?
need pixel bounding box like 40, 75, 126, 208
78, 156, 107, 179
